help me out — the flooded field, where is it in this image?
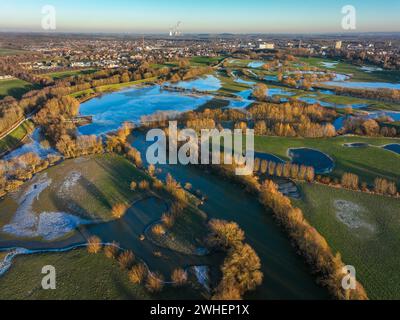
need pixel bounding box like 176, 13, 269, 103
288, 148, 335, 174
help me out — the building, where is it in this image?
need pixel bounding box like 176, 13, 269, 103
335, 41, 342, 50
259, 42, 275, 50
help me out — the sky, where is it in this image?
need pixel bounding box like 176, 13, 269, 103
0, 0, 399, 34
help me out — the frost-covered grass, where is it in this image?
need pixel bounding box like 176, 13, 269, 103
0, 154, 150, 239
295, 182, 400, 299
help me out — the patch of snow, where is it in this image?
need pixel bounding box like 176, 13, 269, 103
2, 174, 90, 241
58, 171, 82, 195
193, 265, 210, 292
334, 200, 375, 233
320, 61, 339, 69
3, 128, 57, 161
360, 66, 383, 73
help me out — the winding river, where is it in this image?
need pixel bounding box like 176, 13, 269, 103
0, 77, 330, 299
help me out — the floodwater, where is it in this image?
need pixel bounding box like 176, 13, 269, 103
78, 85, 213, 135
1, 75, 332, 299
288, 148, 335, 174
383, 144, 400, 155
130, 133, 328, 299
248, 61, 265, 69
322, 80, 400, 90
170, 75, 222, 91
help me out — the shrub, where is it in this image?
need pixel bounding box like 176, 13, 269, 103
87, 236, 102, 254
129, 263, 148, 284
118, 250, 135, 269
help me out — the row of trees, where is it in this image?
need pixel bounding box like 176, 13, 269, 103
86, 237, 171, 293
0, 151, 61, 197
334, 87, 400, 104
259, 180, 368, 300
175, 100, 339, 138
342, 117, 398, 137
254, 158, 315, 182
339, 173, 397, 196
202, 157, 368, 300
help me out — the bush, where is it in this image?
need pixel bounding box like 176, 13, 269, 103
118, 250, 135, 269
87, 236, 102, 254
129, 263, 148, 284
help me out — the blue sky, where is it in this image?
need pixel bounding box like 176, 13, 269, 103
0, 0, 399, 33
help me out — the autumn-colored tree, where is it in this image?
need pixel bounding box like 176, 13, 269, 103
146, 272, 165, 293
171, 268, 188, 287
118, 250, 135, 269
152, 224, 166, 236
87, 236, 102, 254
130, 181, 137, 191
341, 173, 359, 190
260, 160, 268, 174
129, 263, 148, 284
207, 219, 245, 249
161, 213, 175, 228
252, 83, 268, 101
104, 242, 119, 259
139, 180, 150, 190
111, 203, 129, 219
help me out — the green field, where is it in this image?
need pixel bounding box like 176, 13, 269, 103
70, 78, 157, 99
254, 135, 400, 185
189, 56, 225, 66
0, 120, 34, 155
0, 154, 149, 230
216, 72, 252, 95
297, 57, 400, 83
0, 248, 202, 300
0, 153, 214, 299
0, 48, 27, 56
295, 182, 400, 299
0, 78, 37, 99
44, 69, 98, 80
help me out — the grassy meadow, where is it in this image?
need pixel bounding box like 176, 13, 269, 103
295, 182, 400, 299
0, 120, 34, 155
254, 135, 400, 185
0, 78, 37, 99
